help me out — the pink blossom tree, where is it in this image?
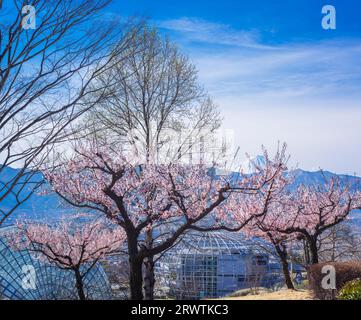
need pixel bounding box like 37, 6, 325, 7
254, 176, 361, 265
246, 215, 297, 289
222, 155, 297, 289
15, 216, 126, 300
43, 143, 289, 300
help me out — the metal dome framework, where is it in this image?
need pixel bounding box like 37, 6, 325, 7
155, 232, 283, 299
0, 226, 112, 300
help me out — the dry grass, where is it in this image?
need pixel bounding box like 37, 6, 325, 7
218, 289, 313, 300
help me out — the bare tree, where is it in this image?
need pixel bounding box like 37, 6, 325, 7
317, 223, 361, 262
0, 0, 141, 225
102, 254, 131, 300
76, 26, 222, 300
79, 25, 221, 163
244, 255, 268, 294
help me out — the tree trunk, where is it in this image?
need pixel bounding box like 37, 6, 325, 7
74, 268, 86, 300
143, 255, 155, 300
309, 238, 319, 264
129, 256, 144, 300
143, 229, 155, 300
303, 238, 311, 266
127, 234, 144, 300
274, 243, 295, 290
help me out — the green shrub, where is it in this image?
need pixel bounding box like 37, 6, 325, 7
338, 278, 361, 300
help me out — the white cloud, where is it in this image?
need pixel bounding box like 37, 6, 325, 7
157, 17, 361, 174
158, 17, 273, 49
192, 41, 361, 100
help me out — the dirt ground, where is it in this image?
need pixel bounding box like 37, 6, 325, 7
219, 289, 313, 300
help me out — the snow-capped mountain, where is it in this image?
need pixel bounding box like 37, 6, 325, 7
240, 155, 267, 174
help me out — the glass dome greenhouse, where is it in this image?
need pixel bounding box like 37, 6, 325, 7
155, 231, 284, 299
0, 226, 112, 300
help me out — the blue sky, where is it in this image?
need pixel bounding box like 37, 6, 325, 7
111, 0, 361, 42
108, 1, 361, 174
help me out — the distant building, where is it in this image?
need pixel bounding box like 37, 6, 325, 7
155, 231, 284, 299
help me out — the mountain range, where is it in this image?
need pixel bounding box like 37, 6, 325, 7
1, 162, 361, 227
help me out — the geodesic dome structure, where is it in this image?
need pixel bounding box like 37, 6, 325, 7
155, 231, 283, 299
0, 226, 112, 300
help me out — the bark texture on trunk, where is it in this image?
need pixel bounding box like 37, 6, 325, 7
303, 239, 311, 266
309, 238, 319, 265
74, 268, 86, 300
143, 229, 155, 300
128, 233, 144, 300
143, 255, 155, 300
129, 257, 144, 300
274, 243, 295, 290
